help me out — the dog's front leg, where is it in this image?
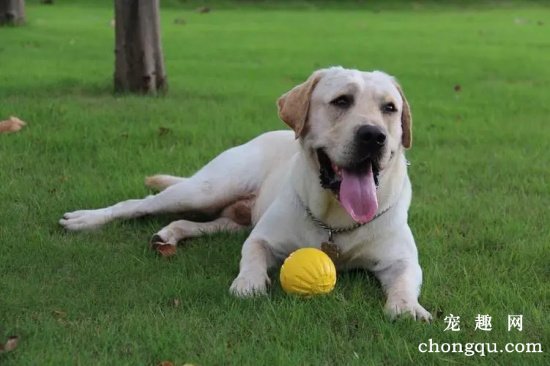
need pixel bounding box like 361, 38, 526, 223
375, 259, 432, 321
230, 238, 276, 297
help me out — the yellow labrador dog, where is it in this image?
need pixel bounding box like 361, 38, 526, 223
60, 67, 431, 321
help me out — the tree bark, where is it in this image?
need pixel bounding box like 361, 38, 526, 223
114, 0, 167, 94
0, 0, 25, 26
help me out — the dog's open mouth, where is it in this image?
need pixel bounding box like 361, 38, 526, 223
318, 149, 380, 224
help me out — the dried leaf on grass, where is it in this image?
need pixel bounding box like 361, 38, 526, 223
0, 336, 19, 353
0, 116, 26, 134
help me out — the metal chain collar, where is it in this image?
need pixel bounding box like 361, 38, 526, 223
298, 196, 392, 242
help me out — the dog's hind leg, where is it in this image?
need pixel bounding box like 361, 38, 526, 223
60, 143, 264, 231
151, 217, 245, 246
151, 196, 254, 245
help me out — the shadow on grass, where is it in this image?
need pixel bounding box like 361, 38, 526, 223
1, 79, 235, 102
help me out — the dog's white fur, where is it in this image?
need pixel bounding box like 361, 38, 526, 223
60, 67, 431, 321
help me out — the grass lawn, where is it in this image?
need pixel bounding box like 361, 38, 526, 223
1, 1, 548, 365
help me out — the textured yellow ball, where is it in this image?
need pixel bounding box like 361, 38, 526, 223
280, 248, 337, 295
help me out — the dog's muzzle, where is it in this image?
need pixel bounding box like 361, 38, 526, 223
317, 142, 382, 224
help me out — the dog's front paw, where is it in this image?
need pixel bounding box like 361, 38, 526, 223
385, 298, 432, 322
59, 209, 110, 231
229, 272, 270, 298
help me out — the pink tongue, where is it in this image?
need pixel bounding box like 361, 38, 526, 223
339, 164, 378, 223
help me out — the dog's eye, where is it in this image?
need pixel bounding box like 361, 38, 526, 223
330, 95, 354, 109
382, 102, 397, 113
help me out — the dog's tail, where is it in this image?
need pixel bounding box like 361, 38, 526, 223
144, 174, 186, 191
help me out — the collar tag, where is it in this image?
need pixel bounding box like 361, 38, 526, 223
321, 241, 341, 262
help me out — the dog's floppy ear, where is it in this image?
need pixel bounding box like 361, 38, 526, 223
393, 81, 413, 149
277, 71, 324, 139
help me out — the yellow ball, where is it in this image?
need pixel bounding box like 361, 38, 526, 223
280, 248, 337, 296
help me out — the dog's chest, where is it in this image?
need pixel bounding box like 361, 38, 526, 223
324, 229, 382, 270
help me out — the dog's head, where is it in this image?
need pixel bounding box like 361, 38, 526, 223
277, 67, 412, 223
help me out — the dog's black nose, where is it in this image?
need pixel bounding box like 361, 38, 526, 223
356, 125, 386, 152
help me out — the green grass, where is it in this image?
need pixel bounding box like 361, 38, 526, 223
1, 1, 549, 365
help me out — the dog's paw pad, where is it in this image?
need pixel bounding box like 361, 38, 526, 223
152, 242, 177, 257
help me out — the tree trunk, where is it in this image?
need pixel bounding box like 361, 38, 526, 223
0, 0, 25, 26
114, 0, 167, 94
